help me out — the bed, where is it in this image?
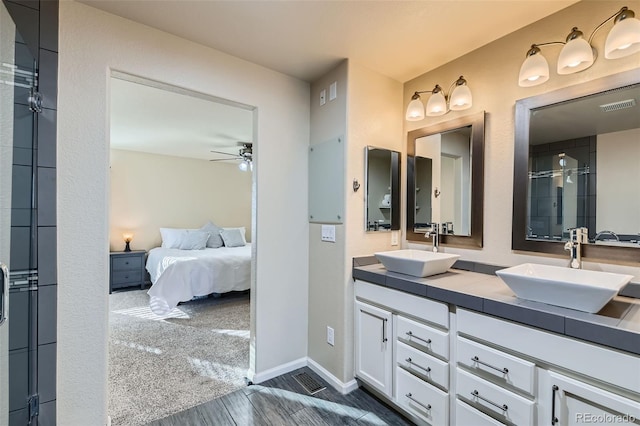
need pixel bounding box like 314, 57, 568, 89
146, 244, 251, 315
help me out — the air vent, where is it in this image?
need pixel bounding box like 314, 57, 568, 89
293, 372, 326, 394
599, 99, 636, 112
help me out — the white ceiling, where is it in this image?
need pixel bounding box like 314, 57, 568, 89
82, 0, 578, 83
102, 0, 579, 160
110, 77, 253, 160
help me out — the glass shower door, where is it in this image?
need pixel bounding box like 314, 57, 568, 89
1, 2, 39, 424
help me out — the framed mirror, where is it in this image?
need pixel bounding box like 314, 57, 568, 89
365, 147, 400, 231
513, 69, 640, 262
406, 112, 485, 248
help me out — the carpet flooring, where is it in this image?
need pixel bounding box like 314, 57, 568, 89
108, 289, 250, 426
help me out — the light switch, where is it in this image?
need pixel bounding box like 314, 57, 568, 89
329, 81, 337, 101
320, 89, 326, 106
321, 225, 336, 242
391, 231, 399, 246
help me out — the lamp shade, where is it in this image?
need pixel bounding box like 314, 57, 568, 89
449, 84, 472, 111
405, 97, 425, 121
557, 38, 594, 74
426, 92, 447, 116
605, 15, 640, 58
518, 53, 549, 87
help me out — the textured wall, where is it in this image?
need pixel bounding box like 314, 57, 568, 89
58, 2, 309, 424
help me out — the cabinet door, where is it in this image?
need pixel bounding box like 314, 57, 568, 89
355, 300, 392, 397
540, 370, 640, 426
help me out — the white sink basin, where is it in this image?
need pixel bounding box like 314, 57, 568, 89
496, 263, 634, 313
374, 250, 460, 278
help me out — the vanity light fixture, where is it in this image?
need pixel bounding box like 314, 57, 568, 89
518, 6, 640, 87
405, 76, 472, 121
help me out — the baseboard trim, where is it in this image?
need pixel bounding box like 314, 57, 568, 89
307, 357, 359, 395
250, 357, 307, 384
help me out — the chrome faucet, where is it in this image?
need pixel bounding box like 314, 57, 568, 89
564, 227, 588, 269
594, 230, 619, 242
426, 223, 440, 253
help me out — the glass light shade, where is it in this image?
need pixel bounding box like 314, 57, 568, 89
557, 38, 594, 74
518, 53, 549, 87
238, 161, 249, 171
426, 92, 447, 116
122, 233, 133, 242
605, 16, 640, 59
449, 85, 472, 111
405, 98, 425, 121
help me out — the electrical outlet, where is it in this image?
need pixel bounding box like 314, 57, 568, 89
391, 230, 399, 246
327, 326, 335, 346
320, 89, 326, 106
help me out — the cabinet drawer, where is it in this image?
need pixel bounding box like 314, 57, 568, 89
456, 399, 505, 426
457, 336, 536, 396
396, 367, 448, 426
397, 341, 449, 390
397, 315, 449, 360
112, 270, 142, 286
112, 255, 143, 271
456, 369, 534, 426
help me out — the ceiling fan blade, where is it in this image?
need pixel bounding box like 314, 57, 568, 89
209, 149, 239, 156
209, 158, 238, 162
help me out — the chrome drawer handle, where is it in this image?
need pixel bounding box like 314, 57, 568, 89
405, 331, 431, 344
405, 357, 431, 373
471, 356, 509, 374
405, 393, 431, 411
471, 390, 508, 412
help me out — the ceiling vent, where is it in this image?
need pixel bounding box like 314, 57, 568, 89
599, 98, 636, 112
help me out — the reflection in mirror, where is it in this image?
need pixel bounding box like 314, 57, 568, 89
407, 112, 484, 248
414, 126, 471, 236
365, 147, 400, 231
513, 70, 640, 261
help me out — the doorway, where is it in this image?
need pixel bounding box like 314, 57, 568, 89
106, 72, 257, 426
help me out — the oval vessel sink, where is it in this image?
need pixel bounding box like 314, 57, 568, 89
374, 249, 460, 278
496, 263, 634, 313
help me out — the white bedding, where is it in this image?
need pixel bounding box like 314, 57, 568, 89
146, 244, 251, 315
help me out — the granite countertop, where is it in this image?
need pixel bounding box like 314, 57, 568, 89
353, 261, 640, 356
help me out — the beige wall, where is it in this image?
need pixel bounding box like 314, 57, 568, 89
58, 2, 309, 425
404, 0, 640, 277
308, 59, 404, 385
109, 149, 252, 251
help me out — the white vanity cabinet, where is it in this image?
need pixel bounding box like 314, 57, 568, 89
539, 370, 640, 426
354, 300, 393, 397
354, 280, 450, 425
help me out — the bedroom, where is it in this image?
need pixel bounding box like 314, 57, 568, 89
108, 74, 255, 425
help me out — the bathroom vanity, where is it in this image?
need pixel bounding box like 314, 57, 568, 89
353, 260, 640, 426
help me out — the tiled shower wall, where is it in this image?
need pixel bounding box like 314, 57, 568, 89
4, 0, 58, 424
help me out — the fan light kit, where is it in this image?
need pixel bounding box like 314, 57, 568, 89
210, 142, 253, 172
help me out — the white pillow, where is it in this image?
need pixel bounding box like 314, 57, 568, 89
179, 230, 209, 250
200, 221, 224, 248
223, 227, 246, 241
220, 227, 246, 247
160, 228, 189, 248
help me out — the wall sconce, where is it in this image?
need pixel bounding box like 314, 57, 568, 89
519, 6, 640, 87
123, 233, 133, 252
405, 76, 472, 121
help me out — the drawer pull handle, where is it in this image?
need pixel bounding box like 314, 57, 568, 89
405, 331, 431, 345
405, 393, 431, 411
551, 385, 559, 425
471, 390, 508, 412
405, 357, 431, 373
471, 356, 509, 374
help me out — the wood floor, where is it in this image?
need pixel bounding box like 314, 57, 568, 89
146, 367, 412, 425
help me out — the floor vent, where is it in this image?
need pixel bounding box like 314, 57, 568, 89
293, 372, 326, 395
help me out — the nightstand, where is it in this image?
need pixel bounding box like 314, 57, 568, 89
109, 250, 146, 293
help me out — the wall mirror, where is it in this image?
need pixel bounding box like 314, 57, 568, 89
365, 147, 400, 231
513, 69, 640, 262
406, 112, 485, 248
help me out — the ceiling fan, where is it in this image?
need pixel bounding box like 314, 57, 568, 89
210, 142, 253, 171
